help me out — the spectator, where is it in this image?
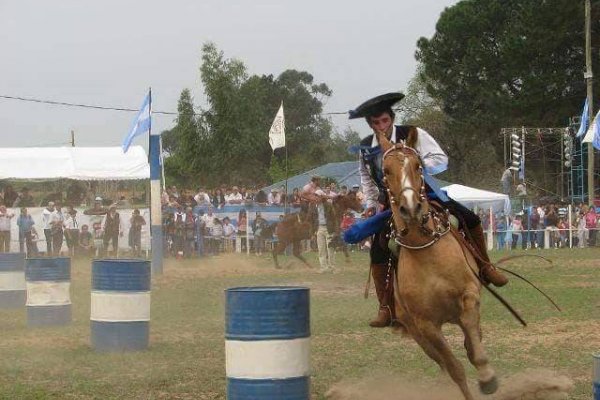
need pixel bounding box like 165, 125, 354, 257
252, 212, 268, 255
511, 215, 523, 249
17, 207, 37, 256
585, 207, 597, 247
351, 184, 365, 204
209, 218, 224, 255
173, 205, 185, 258
339, 185, 349, 196
515, 183, 527, 197
223, 217, 236, 238
267, 188, 281, 206
212, 188, 226, 209
41, 202, 56, 255
51, 204, 65, 256
78, 224, 94, 257
290, 188, 302, 207
201, 207, 216, 233
64, 206, 80, 256
183, 206, 196, 257
226, 186, 244, 205
103, 206, 122, 257
84, 197, 108, 216
255, 190, 268, 205
340, 211, 355, 232
237, 210, 248, 251
193, 187, 211, 207
500, 165, 512, 195
129, 209, 146, 257
13, 187, 35, 207
0, 205, 14, 252
3, 185, 18, 207
577, 213, 587, 248
495, 215, 507, 250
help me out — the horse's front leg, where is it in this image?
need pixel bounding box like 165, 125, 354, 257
459, 290, 498, 395
272, 241, 287, 269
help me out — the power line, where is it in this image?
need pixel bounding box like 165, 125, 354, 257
0, 94, 351, 116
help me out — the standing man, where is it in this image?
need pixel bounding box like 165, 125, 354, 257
41, 202, 56, 255
314, 188, 337, 273
501, 164, 513, 195
103, 206, 122, 257
0, 206, 14, 252
351, 92, 507, 328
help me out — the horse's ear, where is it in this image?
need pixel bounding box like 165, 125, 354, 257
406, 126, 418, 149
376, 130, 393, 151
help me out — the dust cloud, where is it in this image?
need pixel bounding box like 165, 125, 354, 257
325, 369, 573, 400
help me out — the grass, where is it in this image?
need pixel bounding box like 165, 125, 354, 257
0, 248, 598, 399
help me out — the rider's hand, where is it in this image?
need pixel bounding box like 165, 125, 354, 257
363, 207, 376, 218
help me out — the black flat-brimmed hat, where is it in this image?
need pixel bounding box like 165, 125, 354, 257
348, 92, 405, 119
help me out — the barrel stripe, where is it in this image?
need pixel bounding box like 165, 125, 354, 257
0, 271, 26, 291
91, 291, 150, 322
0, 291, 27, 308
594, 354, 600, 400
0, 253, 25, 272
91, 321, 149, 352
26, 282, 71, 306
226, 338, 310, 379
25, 258, 70, 282
92, 260, 151, 292
227, 376, 310, 400
225, 287, 310, 340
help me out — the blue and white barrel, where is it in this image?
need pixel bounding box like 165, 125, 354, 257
25, 257, 71, 326
225, 286, 310, 400
91, 259, 151, 352
0, 253, 26, 308
594, 353, 600, 400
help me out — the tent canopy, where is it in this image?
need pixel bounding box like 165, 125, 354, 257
0, 146, 150, 180
443, 184, 510, 214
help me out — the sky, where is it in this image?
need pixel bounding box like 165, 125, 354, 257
0, 0, 457, 149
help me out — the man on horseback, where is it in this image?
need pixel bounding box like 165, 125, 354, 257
350, 92, 508, 328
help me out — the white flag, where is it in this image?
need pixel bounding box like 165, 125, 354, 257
268, 102, 285, 151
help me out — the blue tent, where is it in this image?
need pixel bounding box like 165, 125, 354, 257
260, 161, 451, 193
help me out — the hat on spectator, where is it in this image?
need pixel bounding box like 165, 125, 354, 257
95, 196, 102, 201
352, 184, 360, 189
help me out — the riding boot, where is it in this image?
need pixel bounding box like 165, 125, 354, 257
369, 264, 392, 327
468, 224, 508, 287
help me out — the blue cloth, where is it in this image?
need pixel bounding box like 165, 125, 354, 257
122, 91, 151, 153
343, 210, 392, 244
576, 98, 589, 138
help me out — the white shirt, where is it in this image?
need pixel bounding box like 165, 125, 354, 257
194, 192, 211, 205
225, 193, 243, 204
64, 214, 79, 229
0, 213, 12, 231
223, 223, 236, 237
267, 192, 281, 205
202, 214, 215, 230
359, 126, 448, 210
41, 208, 55, 230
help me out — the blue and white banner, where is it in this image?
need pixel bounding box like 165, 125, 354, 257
576, 99, 589, 139
122, 92, 152, 153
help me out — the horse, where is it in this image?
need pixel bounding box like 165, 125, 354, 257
376, 131, 497, 400
272, 192, 363, 269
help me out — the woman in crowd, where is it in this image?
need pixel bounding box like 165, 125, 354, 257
585, 207, 597, 246
212, 189, 226, 209
237, 210, 247, 251
290, 188, 302, 208
510, 215, 523, 249
129, 209, 146, 257
495, 215, 507, 250
51, 204, 65, 256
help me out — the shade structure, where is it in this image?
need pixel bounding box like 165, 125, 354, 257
0, 146, 149, 180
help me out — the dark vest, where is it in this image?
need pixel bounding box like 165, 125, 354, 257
360, 125, 414, 203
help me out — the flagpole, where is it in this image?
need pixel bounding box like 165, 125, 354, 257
585, 0, 595, 205
148, 87, 163, 274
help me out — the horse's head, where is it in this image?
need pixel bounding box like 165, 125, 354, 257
376, 131, 428, 227
335, 191, 364, 214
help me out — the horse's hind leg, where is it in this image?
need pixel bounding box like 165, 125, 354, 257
272, 241, 287, 269
415, 319, 475, 400
292, 241, 313, 269
459, 291, 498, 395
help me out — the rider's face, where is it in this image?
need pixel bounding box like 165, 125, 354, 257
368, 113, 394, 136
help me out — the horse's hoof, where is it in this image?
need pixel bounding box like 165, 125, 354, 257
479, 376, 498, 395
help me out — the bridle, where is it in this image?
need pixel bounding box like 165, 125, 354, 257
382, 143, 451, 250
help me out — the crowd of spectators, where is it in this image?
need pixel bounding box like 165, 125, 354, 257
481, 202, 600, 250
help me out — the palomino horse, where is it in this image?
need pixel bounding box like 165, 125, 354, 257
377, 132, 497, 400
272, 192, 363, 269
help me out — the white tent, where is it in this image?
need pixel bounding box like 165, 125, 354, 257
0, 146, 149, 180
442, 184, 510, 214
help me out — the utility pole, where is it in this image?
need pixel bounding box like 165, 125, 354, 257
585, 0, 595, 204
71, 130, 75, 147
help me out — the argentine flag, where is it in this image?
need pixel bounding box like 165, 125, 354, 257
122, 91, 151, 153
582, 108, 600, 151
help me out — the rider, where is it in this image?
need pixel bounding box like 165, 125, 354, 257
351, 92, 508, 328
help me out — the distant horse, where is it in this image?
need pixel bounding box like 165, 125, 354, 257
272, 192, 363, 269
377, 131, 497, 400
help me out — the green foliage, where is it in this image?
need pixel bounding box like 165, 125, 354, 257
164, 42, 357, 188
